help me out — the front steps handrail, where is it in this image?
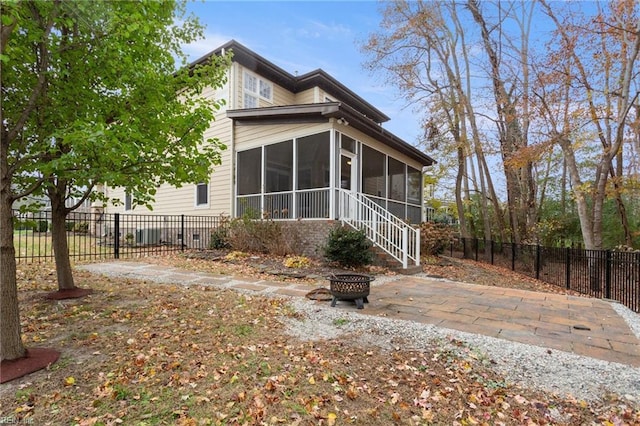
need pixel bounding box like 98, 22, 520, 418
337, 189, 420, 269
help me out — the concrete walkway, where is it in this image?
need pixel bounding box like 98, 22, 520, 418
78, 261, 640, 367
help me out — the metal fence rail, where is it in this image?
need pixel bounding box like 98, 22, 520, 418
450, 237, 640, 313
13, 210, 222, 263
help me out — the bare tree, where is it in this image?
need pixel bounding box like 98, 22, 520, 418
538, 0, 640, 249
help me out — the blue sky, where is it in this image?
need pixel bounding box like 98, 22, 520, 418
182, 1, 423, 144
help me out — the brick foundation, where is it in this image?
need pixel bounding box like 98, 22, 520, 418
279, 220, 339, 258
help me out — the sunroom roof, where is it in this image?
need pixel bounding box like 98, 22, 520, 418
227, 103, 435, 167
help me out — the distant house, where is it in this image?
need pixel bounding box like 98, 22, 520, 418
105, 41, 435, 268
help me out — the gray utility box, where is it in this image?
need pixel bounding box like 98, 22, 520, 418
136, 228, 161, 245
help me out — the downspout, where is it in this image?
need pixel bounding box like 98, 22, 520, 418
230, 120, 236, 218
229, 64, 236, 218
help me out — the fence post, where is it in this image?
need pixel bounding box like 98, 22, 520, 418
490, 240, 494, 265
605, 250, 612, 300
511, 242, 516, 271
114, 213, 120, 259
636, 252, 640, 312
535, 244, 541, 280
474, 238, 478, 261
565, 247, 571, 290
181, 214, 185, 251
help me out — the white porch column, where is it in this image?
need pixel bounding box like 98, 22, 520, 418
329, 128, 336, 219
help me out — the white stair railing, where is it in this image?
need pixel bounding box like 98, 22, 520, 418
337, 189, 420, 269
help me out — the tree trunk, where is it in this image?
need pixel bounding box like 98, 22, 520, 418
558, 137, 595, 249
455, 144, 472, 258
49, 187, 76, 291
0, 172, 26, 361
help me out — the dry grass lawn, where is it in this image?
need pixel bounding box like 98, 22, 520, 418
0, 255, 638, 425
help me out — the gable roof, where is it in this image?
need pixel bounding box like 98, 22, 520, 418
190, 40, 390, 124
192, 40, 435, 167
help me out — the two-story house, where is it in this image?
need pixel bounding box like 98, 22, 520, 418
106, 40, 435, 268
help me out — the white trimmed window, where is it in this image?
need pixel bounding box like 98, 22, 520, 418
243, 70, 272, 108
195, 183, 209, 207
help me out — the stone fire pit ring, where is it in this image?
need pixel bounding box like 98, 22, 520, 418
327, 273, 375, 309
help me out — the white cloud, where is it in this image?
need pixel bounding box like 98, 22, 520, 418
297, 19, 352, 40
183, 31, 235, 62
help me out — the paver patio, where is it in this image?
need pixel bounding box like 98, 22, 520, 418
79, 262, 640, 367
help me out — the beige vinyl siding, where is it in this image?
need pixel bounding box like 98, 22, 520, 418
272, 83, 295, 106
234, 122, 332, 152
208, 119, 233, 215
200, 79, 230, 114
294, 88, 317, 104
105, 116, 233, 216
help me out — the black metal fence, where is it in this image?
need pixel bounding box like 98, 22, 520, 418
450, 238, 640, 313
13, 210, 222, 263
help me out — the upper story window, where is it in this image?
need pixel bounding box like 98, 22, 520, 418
243, 70, 272, 108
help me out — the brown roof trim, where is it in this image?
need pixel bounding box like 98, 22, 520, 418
190, 40, 390, 124
227, 103, 435, 166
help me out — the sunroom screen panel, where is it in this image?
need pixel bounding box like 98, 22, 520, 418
237, 147, 262, 195
388, 157, 406, 202
265, 140, 293, 193
362, 145, 385, 198
297, 132, 330, 190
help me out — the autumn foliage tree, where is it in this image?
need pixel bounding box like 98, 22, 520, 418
364, 0, 640, 249
1, 0, 230, 361
536, 0, 640, 250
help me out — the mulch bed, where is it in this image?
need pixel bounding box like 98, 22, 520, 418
0, 348, 60, 384
44, 287, 93, 300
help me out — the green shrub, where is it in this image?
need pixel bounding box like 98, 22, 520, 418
74, 222, 89, 233
65, 221, 75, 232
14, 219, 35, 231
323, 225, 373, 267
209, 216, 231, 249
420, 222, 455, 255
125, 232, 134, 246
209, 226, 230, 249
33, 220, 48, 233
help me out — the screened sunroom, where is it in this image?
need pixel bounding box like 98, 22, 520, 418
234, 129, 426, 224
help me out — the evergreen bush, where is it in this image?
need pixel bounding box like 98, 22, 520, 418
74, 222, 89, 233
323, 225, 373, 267
33, 220, 48, 233
209, 216, 231, 249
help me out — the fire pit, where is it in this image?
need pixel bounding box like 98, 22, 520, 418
328, 273, 374, 309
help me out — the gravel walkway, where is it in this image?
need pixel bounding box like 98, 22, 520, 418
283, 297, 640, 404
79, 262, 640, 404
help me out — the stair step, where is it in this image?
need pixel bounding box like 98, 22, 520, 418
392, 265, 423, 275
370, 246, 423, 274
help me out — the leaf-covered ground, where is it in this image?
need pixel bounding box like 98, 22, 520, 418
1, 257, 638, 425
